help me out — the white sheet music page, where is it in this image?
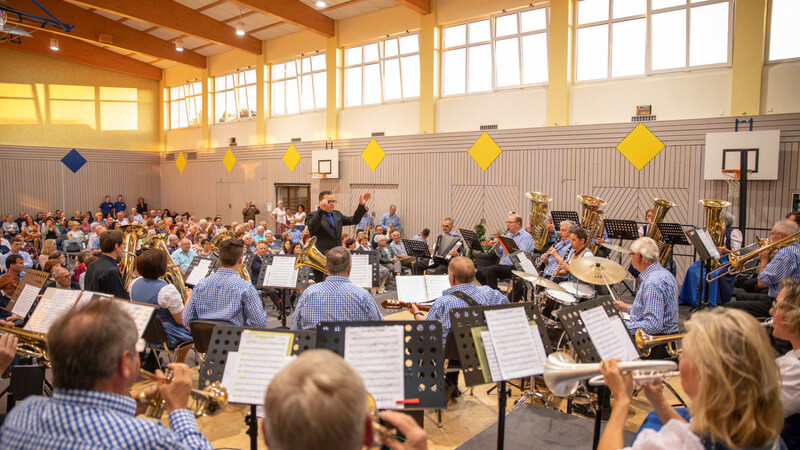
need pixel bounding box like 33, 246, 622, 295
259, 265, 272, 287
696, 229, 721, 260
221, 330, 294, 404
396, 276, 428, 303
580, 306, 632, 361
349, 254, 373, 288
117, 301, 155, 338
424, 275, 451, 300
11, 284, 40, 317
345, 326, 404, 409
480, 330, 502, 383
267, 256, 299, 288
484, 308, 544, 379
24, 288, 81, 334
75, 291, 113, 308
185, 259, 212, 285
516, 254, 539, 276
609, 316, 639, 361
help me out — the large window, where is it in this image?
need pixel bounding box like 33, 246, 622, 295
271, 54, 326, 116
441, 6, 549, 97
169, 81, 202, 129
214, 69, 256, 123
343, 34, 420, 107
575, 0, 732, 82
768, 0, 800, 61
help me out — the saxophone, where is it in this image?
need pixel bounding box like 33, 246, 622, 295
577, 195, 607, 254
699, 199, 731, 269
526, 192, 553, 252
645, 198, 676, 267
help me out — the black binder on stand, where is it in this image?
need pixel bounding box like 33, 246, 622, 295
459, 228, 485, 253
256, 254, 312, 327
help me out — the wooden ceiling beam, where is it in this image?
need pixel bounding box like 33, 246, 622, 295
66, 0, 263, 54
0, 31, 162, 80
5, 0, 206, 68
394, 0, 431, 15
226, 0, 334, 37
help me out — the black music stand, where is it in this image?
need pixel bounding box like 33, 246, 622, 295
551, 211, 580, 231
351, 249, 381, 288
184, 256, 217, 287
686, 229, 718, 311
656, 223, 690, 275
449, 302, 551, 450
604, 219, 639, 296
257, 254, 312, 327
200, 324, 316, 450
556, 297, 637, 450
459, 228, 485, 253
241, 253, 255, 272
403, 239, 431, 259
496, 235, 520, 255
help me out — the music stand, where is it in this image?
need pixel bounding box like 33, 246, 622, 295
496, 235, 520, 255
351, 249, 381, 288
200, 324, 316, 450
459, 228, 485, 253
5, 269, 49, 318
686, 229, 718, 311
551, 211, 580, 230
556, 296, 637, 450
403, 239, 431, 259
184, 256, 217, 287
257, 254, 312, 327
315, 320, 446, 409
448, 302, 551, 450
603, 219, 639, 296
656, 223, 691, 247
241, 253, 255, 272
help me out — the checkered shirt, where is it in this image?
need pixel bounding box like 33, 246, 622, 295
0, 389, 212, 449
290, 275, 383, 330
426, 283, 509, 345
183, 268, 267, 328
759, 241, 800, 298
626, 262, 679, 335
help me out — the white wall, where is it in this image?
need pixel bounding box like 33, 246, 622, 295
210, 120, 257, 148
266, 111, 327, 144
165, 127, 202, 151
762, 61, 800, 115
570, 69, 732, 125
339, 101, 420, 139
437, 88, 548, 132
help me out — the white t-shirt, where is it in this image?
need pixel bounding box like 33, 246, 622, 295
778, 348, 800, 417
294, 211, 306, 224
626, 419, 703, 450
128, 277, 184, 315
272, 207, 287, 225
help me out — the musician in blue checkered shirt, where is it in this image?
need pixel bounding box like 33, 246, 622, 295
0, 299, 213, 449
613, 237, 679, 336
290, 246, 383, 330
183, 238, 267, 328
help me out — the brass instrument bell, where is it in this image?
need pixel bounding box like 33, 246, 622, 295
294, 236, 328, 274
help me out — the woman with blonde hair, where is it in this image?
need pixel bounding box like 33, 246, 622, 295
38, 239, 57, 269
599, 308, 784, 450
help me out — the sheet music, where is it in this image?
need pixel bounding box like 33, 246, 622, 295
221, 330, 294, 405
484, 308, 546, 379
695, 229, 721, 260
580, 307, 638, 362
117, 301, 155, 338
260, 265, 272, 287
424, 275, 450, 300
185, 259, 212, 285
349, 254, 373, 288
267, 257, 299, 288
396, 276, 428, 303
75, 291, 113, 308
480, 330, 503, 383
516, 254, 539, 276
24, 288, 81, 334
345, 326, 405, 409
11, 284, 40, 317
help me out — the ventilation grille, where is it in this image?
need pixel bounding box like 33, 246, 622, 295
165, 154, 175, 161
371, 132, 385, 137
632, 115, 657, 122
187, 152, 197, 160
291, 137, 302, 143
479, 124, 498, 130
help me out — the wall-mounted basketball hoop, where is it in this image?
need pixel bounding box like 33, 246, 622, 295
721, 168, 754, 198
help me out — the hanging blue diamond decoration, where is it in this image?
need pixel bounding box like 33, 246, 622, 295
61, 149, 87, 173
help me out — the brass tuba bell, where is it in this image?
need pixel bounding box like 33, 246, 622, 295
526, 192, 553, 252
294, 236, 328, 274
699, 199, 731, 269
646, 197, 676, 267
577, 195, 607, 254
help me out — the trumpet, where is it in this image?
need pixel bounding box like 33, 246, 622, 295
706, 230, 800, 283
543, 351, 677, 396
135, 369, 228, 419
635, 330, 684, 357
0, 326, 49, 360
762, 317, 774, 327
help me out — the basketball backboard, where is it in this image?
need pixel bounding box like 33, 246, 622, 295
311, 149, 339, 179
703, 130, 780, 180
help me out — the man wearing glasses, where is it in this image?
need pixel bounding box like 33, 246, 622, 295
307, 190, 371, 281
476, 214, 535, 293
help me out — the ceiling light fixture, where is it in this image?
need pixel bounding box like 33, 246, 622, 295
316, 1, 326, 7
50, 37, 59, 51
235, 21, 245, 36
175, 39, 183, 51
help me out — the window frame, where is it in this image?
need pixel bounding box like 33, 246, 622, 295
167, 80, 203, 130
765, 0, 800, 64
573, 0, 734, 83
270, 53, 327, 117
213, 68, 257, 124
342, 31, 421, 108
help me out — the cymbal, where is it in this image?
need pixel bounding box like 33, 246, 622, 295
511, 270, 565, 292
568, 257, 628, 285
601, 242, 629, 254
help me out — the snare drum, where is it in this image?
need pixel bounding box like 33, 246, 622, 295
542, 289, 578, 319
559, 281, 596, 300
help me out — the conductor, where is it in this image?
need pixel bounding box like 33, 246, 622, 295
307, 190, 370, 279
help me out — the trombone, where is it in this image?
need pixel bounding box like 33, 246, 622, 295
706, 230, 800, 283
635, 330, 683, 357
135, 369, 228, 419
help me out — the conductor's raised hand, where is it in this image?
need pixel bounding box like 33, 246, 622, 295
359, 192, 372, 205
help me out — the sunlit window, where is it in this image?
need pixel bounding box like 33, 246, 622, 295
343, 33, 420, 108
768, 0, 800, 61
442, 6, 549, 97
169, 81, 202, 129
214, 69, 256, 123
271, 54, 326, 116
575, 0, 731, 81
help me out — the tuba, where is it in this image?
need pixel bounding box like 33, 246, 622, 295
577, 195, 607, 254
645, 198, 676, 267
209, 231, 251, 282
119, 224, 147, 290
699, 199, 731, 269
145, 234, 188, 304
294, 236, 328, 274
526, 192, 553, 252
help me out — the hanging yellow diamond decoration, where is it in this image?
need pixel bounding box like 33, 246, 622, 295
468, 131, 502, 171
175, 152, 187, 174
222, 148, 237, 173
361, 138, 385, 171
283, 144, 301, 172
616, 123, 665, 171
